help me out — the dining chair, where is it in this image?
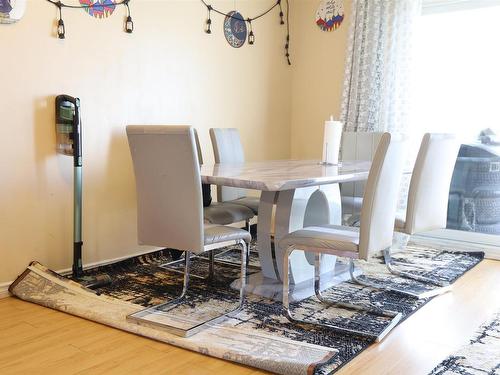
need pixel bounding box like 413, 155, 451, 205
166, 129, 254, 264
194, 129, 255, 227
390, 133, 459, 287
278, 133, 407, 342
209, 128, 260, 221
340, 132, 384, 221
125, 125, 251, 337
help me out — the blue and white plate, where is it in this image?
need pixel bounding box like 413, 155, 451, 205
224, 11, 247, 48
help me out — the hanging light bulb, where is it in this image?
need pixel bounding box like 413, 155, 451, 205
57, 19, 66, 39
124, 1, 133, 33
205, 5, 212, 34
57, 3, 65, 39
125, 15, 134, 33
247, 19, 254, 45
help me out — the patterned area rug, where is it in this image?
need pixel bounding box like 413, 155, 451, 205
9, 240, 484, 375
428, 311, 500, 375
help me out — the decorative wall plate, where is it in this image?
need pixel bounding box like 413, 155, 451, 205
0, 0, 26, 24
316, 0, 344, 32
224, 11, 247, 48
79, 0, 116, 19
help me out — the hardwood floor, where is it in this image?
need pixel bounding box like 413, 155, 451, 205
1, 259, 499, 375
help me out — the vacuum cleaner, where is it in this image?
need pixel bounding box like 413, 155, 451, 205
55, 95, 112, 289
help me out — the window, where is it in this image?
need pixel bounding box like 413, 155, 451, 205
410, 2, 500, 242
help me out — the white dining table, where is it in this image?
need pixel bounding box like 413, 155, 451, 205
201, 159, 372, 291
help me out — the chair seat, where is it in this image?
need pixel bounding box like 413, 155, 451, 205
279, 225, 360, 255
228, 196, 260, 214
204, 202, 254, 226
204, 225, 251, 246
341, 195, 363, 213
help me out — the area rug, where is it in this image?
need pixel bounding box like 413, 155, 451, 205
9, 240, 484, 375
428, 311, 500, 375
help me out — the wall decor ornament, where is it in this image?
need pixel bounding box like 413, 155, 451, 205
224, 11, 247, 48
201, 0, 291, 65
79, 0, 116, 18
316, 0, 344, 32
0, 0, 26, 24
45, 0, 133, 38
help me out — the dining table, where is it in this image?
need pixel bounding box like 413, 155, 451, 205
201, 159, 373, 297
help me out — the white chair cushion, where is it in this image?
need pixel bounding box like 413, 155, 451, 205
229, 196, 260, 214
204, 202, 254, 226
278, 225, 360, 254
204, 225, 251, 245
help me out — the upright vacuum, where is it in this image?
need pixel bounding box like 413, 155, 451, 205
55, 95, 111, 289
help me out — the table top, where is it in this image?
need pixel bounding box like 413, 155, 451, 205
200, 159, 372, 191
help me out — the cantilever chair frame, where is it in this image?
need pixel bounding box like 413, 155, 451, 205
128, 239, 247, 337
282, 246, 402, 342
388, 133, 460, 290
125, 125, 250, 337
280, 133, 452, 343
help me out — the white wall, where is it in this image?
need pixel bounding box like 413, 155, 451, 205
290, 0, 350, 159
0, 0, 292, 283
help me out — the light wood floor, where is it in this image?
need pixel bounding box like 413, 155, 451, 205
1, 259, 499, 375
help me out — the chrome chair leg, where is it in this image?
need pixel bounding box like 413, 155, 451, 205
383, 248, 450, 287
349, 254, 452, 299
237, 240, 247, 310
160, 252, 216, 281
283, 247, 402, 342
208, 251, 215, 280
147, 251, 192, 315
127, 240, 248, 337
314, 255, 401, 318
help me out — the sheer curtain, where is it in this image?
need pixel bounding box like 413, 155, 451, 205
340, 0, 421, 134
340, 0, 422, 211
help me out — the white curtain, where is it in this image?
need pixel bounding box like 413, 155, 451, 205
340, 0, 422, 212
340, 0, 422, 134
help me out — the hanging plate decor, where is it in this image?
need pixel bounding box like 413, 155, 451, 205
316, 0, 344, 32
223, 11, 247, 48
79, 0, 116, 19
0, 0, 26, 24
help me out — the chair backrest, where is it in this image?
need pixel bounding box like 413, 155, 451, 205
127, 125, 205, 253
209, 128, 247, 201
340, 132, 384, 210
194, 128, 204, 165
359, 133, 406, 259
404, 133, 459, 234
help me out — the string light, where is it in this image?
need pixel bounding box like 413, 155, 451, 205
45, 0, 134, 37
278, 0, 284, 25
56, 2, 65, 39
205, 5, 212, 34
247, 19, 254, 45
200, 0, 291, 64
124, 0, 133, 33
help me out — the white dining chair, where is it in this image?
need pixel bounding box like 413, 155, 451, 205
209, 128, 260, 219
389, 133, 460, 287
340, 132, 384, 220
193, 129, 255, 227
125, 125, 251, 337
278, 133, 407, 342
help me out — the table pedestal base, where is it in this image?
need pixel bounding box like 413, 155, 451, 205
231, 259, 362, 302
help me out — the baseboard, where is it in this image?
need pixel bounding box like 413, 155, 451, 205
0, 246, 162, 299
0, 282, 12, 299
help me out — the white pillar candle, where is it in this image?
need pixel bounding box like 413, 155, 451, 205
322, 116, 343, 165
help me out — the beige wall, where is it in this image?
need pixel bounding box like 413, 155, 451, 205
289, 0, 350, 159
0, 0, 292, 283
